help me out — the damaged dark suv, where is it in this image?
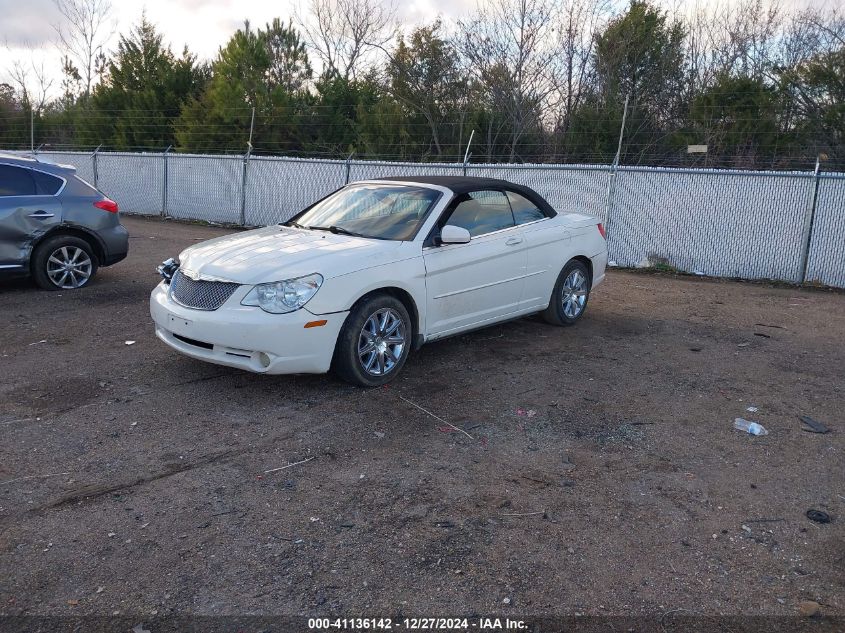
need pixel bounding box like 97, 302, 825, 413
0, 153, 128, 290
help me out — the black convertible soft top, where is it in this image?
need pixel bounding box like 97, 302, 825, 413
375, 175, 557, 217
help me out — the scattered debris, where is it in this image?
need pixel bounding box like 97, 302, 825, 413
67, 599, 79, 606
516, 408, 537, 417
755, 323, 785, 329
264, 456, 315, 474
689, 347, 702, 352
734, 418, 768, 436
746, 406, 758, 413
29, 340, 47, 346
374, 431, 385, 439
737, 342, 750, 347
500, 510, 546, 518
502, 597, 512, 605
799, 416, 830, 434
96, 586, 105, 594
398, 394, 473, 439
132, 625, 152, 633
806, 509, 831, 524
0, 471, 69, 486
799, 601, 821, 617
124, 341, 136, 346
753, 332, 771, 338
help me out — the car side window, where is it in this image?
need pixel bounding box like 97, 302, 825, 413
32, 170, 63, 195
507, 191, 546, 224
0, 165, 36, 197
444, 190, 515, 238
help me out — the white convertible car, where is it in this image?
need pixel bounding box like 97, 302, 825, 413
150, 176, 607, 386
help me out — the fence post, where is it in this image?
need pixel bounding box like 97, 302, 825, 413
92, 145, 102, 189
798, 156, 823, 283
345, 152, 354, 184
462, 129, 475, 177
240, 148, 251, 226
161, 146, 172, 218
603, 159, 621, 258
602, 95, 629, 258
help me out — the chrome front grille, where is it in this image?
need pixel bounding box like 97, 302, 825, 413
169, 269, 240, 311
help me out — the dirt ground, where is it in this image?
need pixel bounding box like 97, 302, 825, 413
1, 215, 843, 623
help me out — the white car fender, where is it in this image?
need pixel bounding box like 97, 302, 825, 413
305, 254, 429, 337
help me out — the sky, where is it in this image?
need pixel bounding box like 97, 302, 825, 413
0, 0, 827, 98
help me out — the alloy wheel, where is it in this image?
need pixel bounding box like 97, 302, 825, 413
561, 269, 588, 318
358, 308, 406, 376
46, 246, 92, 289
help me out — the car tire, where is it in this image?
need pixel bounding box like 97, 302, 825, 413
542, 259, 591, 326
31, 235, 99, 290
334, 294, 412, 387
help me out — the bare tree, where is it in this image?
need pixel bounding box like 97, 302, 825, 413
2, 44, 55, 113
457, 0, 561, 162
52, 0, 113, 99
554, 0, 610, 151
299, 0, 395, 81
779, 6, 845, 141
686, 0, 782, 88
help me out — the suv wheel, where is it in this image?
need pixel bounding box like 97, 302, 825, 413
32, 235, 98, 290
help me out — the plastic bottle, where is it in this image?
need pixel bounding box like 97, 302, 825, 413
734, 418, 768, 436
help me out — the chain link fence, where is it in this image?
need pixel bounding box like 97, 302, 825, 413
15, 149, 845, 288
805, 174, 845, 288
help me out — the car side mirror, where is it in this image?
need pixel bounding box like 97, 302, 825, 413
440, 224, 471, 245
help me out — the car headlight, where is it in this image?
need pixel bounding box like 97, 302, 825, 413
241, 273, 323, 314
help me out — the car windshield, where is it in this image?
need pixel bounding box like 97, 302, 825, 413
291, 184, 441, 241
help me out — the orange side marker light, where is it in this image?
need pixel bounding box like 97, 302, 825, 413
304, 320, 328, 328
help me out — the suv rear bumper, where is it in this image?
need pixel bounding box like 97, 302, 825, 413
100, 224, 129, 266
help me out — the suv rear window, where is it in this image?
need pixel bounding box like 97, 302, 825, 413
0, 164, 36, 196
32, 170, 64, 195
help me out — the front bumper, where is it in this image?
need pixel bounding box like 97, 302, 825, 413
150, 282, 347, 374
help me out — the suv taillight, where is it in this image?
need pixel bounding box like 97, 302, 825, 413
94, 198, 119, 213
597, 223, 606, 239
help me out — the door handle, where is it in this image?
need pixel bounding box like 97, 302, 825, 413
28, 211, 55, 219
505, 237, 523, 246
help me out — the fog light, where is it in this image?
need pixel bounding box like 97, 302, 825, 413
258, 352, 272, 368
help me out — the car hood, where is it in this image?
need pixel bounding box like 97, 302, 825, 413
177, 225, 409, 285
